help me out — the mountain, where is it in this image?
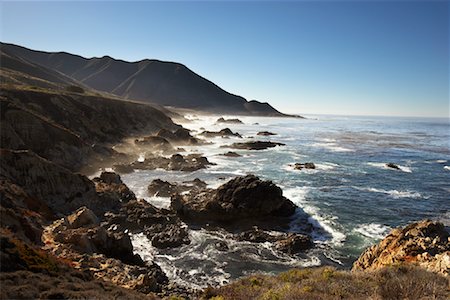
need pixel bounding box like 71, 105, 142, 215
0, 42, 290, 116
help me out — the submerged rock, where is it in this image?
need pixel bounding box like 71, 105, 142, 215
352, 220, 450, 276
386, 163, 400, 170
293, 162, 316, 170
237, 227, 313, 254
200, 128, 242, 138
224, 141, 285, 150
216, 117, 243, 124
257, 131, 277, 136
171, 175, 296, 225
221, 151, 242, 157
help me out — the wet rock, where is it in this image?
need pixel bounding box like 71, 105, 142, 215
224, 141, 285, 150
352, 220, 450, 276
257, 131, 277, 136
171, 175, 297, 225
216, 117, 243, 124
183, 178, 208, 190
274, 234, 314, 254
200, 128, 242, 138
237, 227, 279, 243
151, 224, 190, 248
221, 151, 242, 157
293, 162, 316, 170
112, 163, 135, 174
386, 163, 400, 170
103, 200, 190, 249
148, 178, 206, 197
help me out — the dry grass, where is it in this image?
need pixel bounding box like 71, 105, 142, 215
204, 265, 449, 300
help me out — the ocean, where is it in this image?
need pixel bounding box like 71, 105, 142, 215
120, 114, 450, 288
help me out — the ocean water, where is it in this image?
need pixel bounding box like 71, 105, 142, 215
120, 114, 450, 288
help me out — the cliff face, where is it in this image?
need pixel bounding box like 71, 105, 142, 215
1, 87, 178, 170
352, 220, 450, 276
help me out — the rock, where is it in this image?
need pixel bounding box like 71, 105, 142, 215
151, 224, 190, 248
293, 162, 316, 170
148, 179, 179, 197
112, 164, 135, 174
93, 172, 136, 203
214, 241, 229, 251
67, 207, 99, 228
224, 141, 285, 150
103, 200, 190, 249
171, 175, 297, 225
352, 220, 450, 276
221, 151, 242, 157
237, 228, 313, 254
48, 209, 143, 266
134, 136, 175, 153
274, 234, 314, 254
257, 131, 277, 136
156, 128, 199, 145
113, 153, 213, 173
216, 117, 243, 124
183, 178, 208, 190
200, 128, 242, 138
386, 163, 400, 170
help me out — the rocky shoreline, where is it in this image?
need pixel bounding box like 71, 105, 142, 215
1, 86, 449, 299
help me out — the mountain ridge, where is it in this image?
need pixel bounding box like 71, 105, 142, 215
1, 42, 296, 117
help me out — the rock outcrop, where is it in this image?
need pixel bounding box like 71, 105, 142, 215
352, 220, 450, 276
134, 136, 175, 153
386, 163, 400, 170
224, 141, 285, 150
171, 175, 296, 226
221, 151, 242, 157
216, 117, 243, 124
200, 128, 242, 138
148, 178, 207, 197
114, 153, 214, 173
93, 171, 136, 203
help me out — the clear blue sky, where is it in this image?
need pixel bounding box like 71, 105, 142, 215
1, 1, 448, 117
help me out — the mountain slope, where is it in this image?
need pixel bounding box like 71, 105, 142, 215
1, 42, 289, 116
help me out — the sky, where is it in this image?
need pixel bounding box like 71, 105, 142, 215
1, 1, 448, 117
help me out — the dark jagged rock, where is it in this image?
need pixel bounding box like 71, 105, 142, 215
257, 131, 277, 136
115, 153, 214, 173
237, 228, 313, 254
221, 151, 242, 157
216, 117, 243, 124
171, 175, 296, 225
156, 128, 200, 145
93, 171, 136, 203
134, 136, 175, 153
293, 162, 316, 170
386, 163, 400, 170
224, 141, 285, 150
148, 178, 207, 197
200, 128, 242, 138
103, 200, 190, 249
352, 220, 450, 276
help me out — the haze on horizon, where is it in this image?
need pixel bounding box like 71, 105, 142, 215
1, 1, 448, 118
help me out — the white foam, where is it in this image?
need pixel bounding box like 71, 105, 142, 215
436, 160, 447, 163
354, 187, 424, 199
444, 166, 450, 171
284, 186, 346, 246
311, 142, 354, 152
354, 223, 391, 240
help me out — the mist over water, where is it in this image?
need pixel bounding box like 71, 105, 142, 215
121, 114, 450, 288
